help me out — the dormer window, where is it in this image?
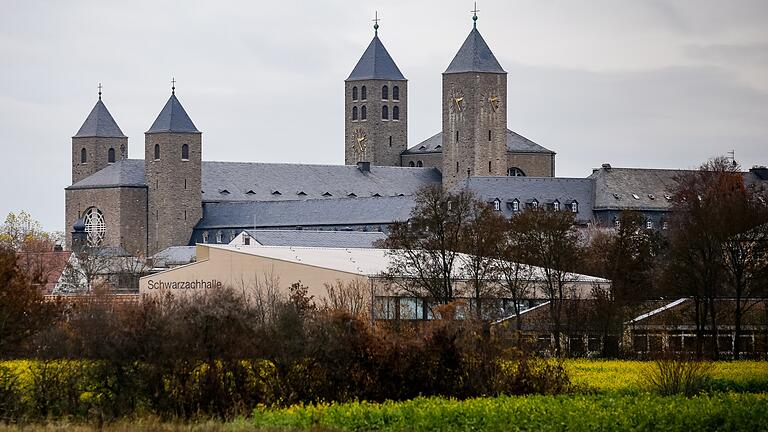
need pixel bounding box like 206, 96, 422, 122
493, 199, 501, 211
510, 199, 520, 212
528, 199, 539, 209
219, 189, 230, 195
646, 220, 653, 229
297, 191, 307, 196
243, 234, 251, 246
202, 231, 209, 243
614, 218, 621, 228
216, 231, 223, 243
632, 193, 640, 200
553, 200, 561, 211
372, 193, 381, 197
322, 192, 332, 197
570, 201, 578, 213
271, 190, 282, 196
648, 194, 656, 200
348, 192, 357, 198
613, 193, 621, 200
662, 220, 669, 230
246, 190, 256, 195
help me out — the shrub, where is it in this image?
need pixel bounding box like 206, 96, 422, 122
643, 357, 712, 396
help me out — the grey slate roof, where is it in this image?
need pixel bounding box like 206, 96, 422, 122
403, 129, 554, 155
152, 246, 196, 267
589, 167, 686, 211
199, 161, 441, 201
67, 159, 146, 189
195, 195, 416, 231
243, 229, 387, 248
347, 35, 406, 81
73, 100, 127, 138
455, 176, 595, 222
444, 27, 505, 74
146, 94, 200, 133
68, 160, 441, 197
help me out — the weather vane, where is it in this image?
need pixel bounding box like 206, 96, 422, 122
171, 77, 176, 95
373, 11, 380, 35
471, 2, 479, 27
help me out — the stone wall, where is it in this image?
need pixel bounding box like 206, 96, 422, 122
345, 80, 407, 167
400, 152, 442, 170
145, 132, 202, 255
507, 153, 555, 177
64, 186, 147, 254
71, 136, 128, 184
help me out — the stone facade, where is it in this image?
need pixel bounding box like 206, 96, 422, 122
507, 153, 555, 177
65, 186, 147, 255
144, 132, 202, 255
344, 80, 407, 166
401, 151, 442, 170
71, 136, 128, 184
442, 72, 507, 190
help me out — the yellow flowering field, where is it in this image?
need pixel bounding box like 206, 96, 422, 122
565, 359, 768, 392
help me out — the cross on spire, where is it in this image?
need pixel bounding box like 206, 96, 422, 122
372, 11, 380, 35
98, 83, 103, 100
171, 77, 176, 95
471, 2, 479, 27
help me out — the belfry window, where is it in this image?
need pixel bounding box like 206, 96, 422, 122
352, 106, 358, 120
361, 86, 367, 100
83, 207, 106, 247
455, 130, 459, 142
361, 105, 367, 120
488, 130, 492, 141
108, 148, 115, 163
392, 106, 399, 120
154, 144, 160, 160
352, 86, 358, 101
80, 148, 87, 164
382, 105, 389, 120
181, 144, 189, 160
488, 161, 492, 173
393, 86, 399, 101
382, 85, 389, 100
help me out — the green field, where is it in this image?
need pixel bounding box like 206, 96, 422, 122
1, 360, 766, 431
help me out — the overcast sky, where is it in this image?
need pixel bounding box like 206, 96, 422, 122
2, 0, 767, 232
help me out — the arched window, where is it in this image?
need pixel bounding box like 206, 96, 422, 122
80, 148, 87, 164
361, 105, 367, 120
83, 207, 106, 246
352, 86, 358, 101
507, 167, 526, 177
392, 106, 399, 120
361, 86, 367, 100
382, 85, 388, 100
382, 105, 389, 120
154, 144, 160, 160
107, 148, 115, 163
408, 161, 415, 167
352, 106, 358, 120
181, 144, 189, 160
202, 231, 209, 243
393, 86, 399, 101
416, 161, 423, 167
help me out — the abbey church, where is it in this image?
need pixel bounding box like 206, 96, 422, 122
65, 16, 558, 256
66, 15, 766, 257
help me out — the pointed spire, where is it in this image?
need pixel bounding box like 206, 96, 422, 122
444, 25, 505, 74
346, 17, 406, 81
146, 88, 200, 134
73, 91, 127, 138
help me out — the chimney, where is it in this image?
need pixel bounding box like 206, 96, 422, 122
357, 161, 371, 173
601, 163, 612, 171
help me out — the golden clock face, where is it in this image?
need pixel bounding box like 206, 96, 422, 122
449, 89, 465, 113
352, 128, 367, 157
481, 91, 501, 112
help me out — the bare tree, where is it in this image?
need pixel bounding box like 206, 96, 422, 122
380, 186, 474, 309
323, 279, 370, 318
512, 208, 582, 356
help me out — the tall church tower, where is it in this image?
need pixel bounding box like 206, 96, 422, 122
144, 84, 202, 254
442, 13, 507, 190
345, 18, 407, 167
71, 86, 128, 184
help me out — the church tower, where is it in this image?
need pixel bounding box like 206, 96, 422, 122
345, 17, 407, 167
71, 86, 128, 184
144, 83, 202, 254
442, 12, 507, 190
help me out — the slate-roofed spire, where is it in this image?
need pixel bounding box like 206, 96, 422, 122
444, 27, 506, 74
146, 90, 200, 134
73, 98, 127, 138
346, 28, 406, 81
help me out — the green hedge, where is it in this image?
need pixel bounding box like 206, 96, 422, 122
250, 393, 768, 432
